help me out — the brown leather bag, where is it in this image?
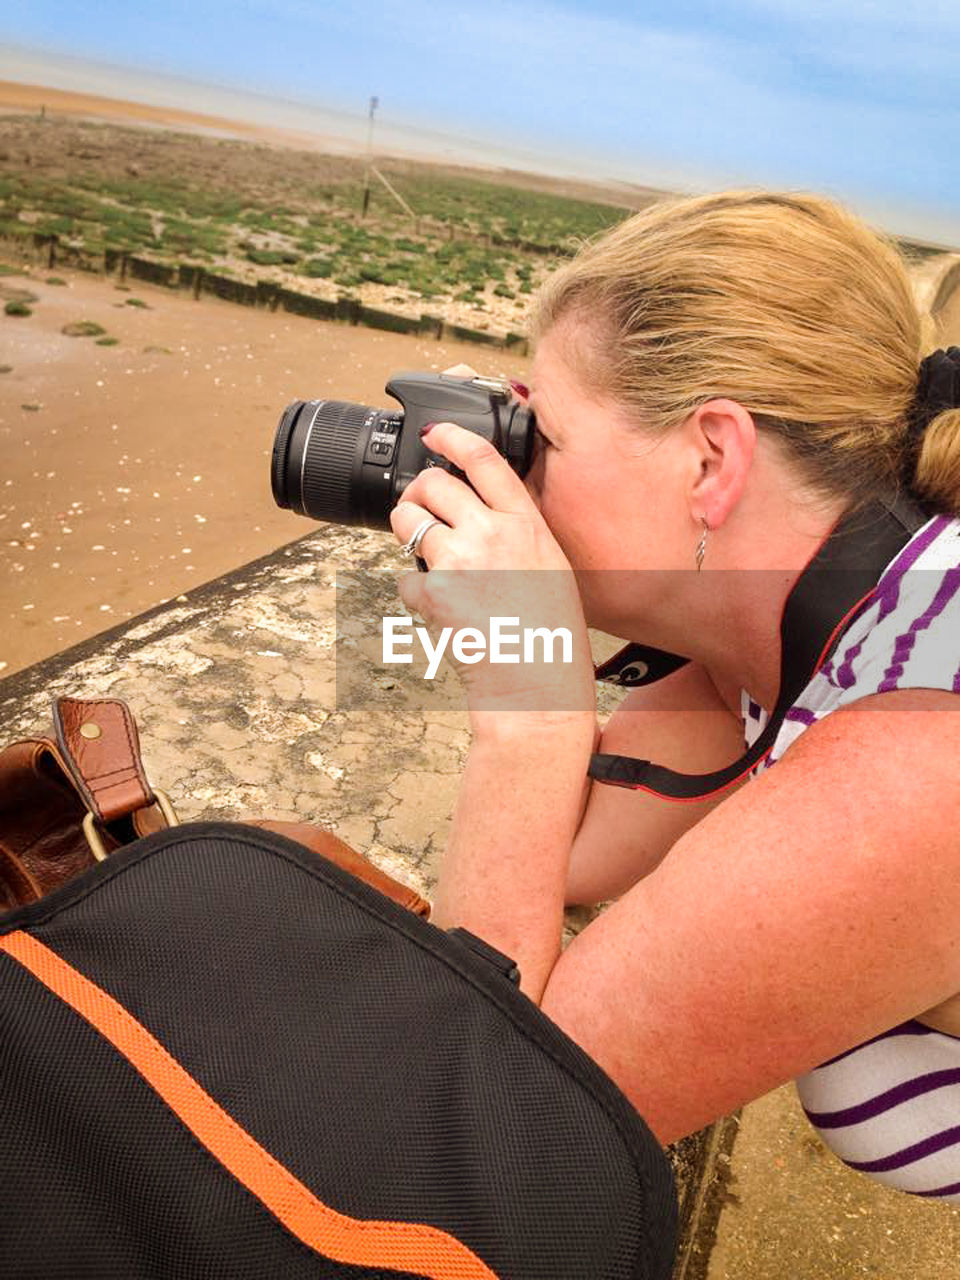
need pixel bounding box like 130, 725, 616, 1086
0, 695, 430, 918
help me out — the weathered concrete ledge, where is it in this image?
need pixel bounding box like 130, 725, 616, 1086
0, 522, 738, 1277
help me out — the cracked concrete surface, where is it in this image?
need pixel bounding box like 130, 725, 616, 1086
1, 524, 465, 897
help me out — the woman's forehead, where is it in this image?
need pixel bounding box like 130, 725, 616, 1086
530, 326, 584, 396
531, 313, 611, 391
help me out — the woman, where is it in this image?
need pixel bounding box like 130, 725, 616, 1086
390, 191, 960, 1200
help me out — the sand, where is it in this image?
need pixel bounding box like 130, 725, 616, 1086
0, 265, 531, 677
0, 79, 367, 155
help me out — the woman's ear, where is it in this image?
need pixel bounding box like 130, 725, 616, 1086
685, 399, 757, 529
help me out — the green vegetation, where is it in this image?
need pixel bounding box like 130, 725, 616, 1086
124, 297, 149, 307
61, 320, 106, 337
0, 117, 656, 327
244, 247, 297, 266
46, 276, 67, 285
95, 336, 119, 345
4, 299, 31, 316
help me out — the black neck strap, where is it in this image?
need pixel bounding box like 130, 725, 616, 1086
589, 495, 928, 800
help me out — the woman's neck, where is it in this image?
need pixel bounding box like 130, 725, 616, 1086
689, 492, 849, 713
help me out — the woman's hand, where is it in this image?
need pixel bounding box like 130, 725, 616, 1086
390, 420, 596, 724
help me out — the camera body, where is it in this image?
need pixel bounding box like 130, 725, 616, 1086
271, 371, 535, 530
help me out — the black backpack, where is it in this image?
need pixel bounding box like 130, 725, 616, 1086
1, 821, 676, 1279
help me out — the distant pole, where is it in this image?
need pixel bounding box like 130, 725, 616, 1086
361, 96, 378, 219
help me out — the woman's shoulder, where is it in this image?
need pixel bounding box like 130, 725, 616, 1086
825, 513, 960, 699
759, 513, 960, 768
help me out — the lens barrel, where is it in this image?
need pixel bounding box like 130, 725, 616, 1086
271, 398, 400, 528
272, 374, 536, 532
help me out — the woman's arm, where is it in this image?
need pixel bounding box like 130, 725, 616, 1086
430, 659, 745, 995
430, 712, 597, 999
541, 688, 960, 1143
566, 662, 746, 906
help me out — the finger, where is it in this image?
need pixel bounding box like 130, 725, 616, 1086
420, 421, 537, 516
397, 568, 425, 616
401, 465, 489, 527
390, 501, 450, 563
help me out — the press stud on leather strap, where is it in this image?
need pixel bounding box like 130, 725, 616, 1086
53, 696, 156, 825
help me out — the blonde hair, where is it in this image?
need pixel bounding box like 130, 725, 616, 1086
531, 190, 960, 514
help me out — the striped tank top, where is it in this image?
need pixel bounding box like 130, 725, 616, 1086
742, 512, 960, 1200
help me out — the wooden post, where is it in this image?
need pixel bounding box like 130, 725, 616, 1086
361, 96, 378, 219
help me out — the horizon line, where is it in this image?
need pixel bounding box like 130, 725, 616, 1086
1, 41, 958, 251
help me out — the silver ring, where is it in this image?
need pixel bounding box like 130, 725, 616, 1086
400, 516, 445, 560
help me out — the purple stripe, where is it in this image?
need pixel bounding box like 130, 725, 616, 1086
876, 515, 950, 597
817, 1021, 936, 1069
834, 518, 950, 689
784, 706, 817, 726
747, 698, 763, 720
845, 1124, 960, 1174
953, 660, 960, 695
834, 617, 880, 690
804, 1068, 960, 1129
877, 569, 960, 694
915, 1177, 960, 1198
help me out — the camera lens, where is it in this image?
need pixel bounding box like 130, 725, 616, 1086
271, 398, 402, 529
272, 376, 537, 533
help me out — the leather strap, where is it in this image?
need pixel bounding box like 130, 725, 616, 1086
249, 821, 431, 918
2, 699, 431, 920
53, 697, 155, 825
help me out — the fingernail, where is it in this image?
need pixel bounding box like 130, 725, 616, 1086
419, 422, 437, 438
509, 379, 529, 398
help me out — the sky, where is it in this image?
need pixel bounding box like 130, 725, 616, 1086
2, 1, 960, 244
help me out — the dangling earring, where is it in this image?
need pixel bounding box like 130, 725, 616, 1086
695, 518, 709, 572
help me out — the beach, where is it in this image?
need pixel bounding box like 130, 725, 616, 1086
1, 79, 957, 678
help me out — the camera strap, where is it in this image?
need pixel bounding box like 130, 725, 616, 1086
588, 493, 928, 800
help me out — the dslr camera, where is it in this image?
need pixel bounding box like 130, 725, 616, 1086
271, 372, 536, 530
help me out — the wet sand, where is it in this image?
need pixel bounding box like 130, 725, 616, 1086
0, 266, 530, 676
0, 79, 370, 156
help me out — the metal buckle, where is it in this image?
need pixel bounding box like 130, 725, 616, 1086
82, 789, 180, 863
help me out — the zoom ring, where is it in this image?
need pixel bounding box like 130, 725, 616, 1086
299, 401, 365, 522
